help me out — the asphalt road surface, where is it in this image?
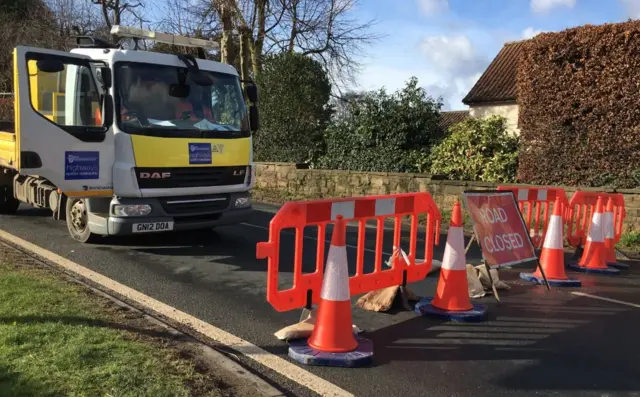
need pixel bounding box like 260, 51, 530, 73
1, 202, 639, 397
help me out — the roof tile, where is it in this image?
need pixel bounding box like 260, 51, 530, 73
438, 110, 470, 132
462, 41, 526, 105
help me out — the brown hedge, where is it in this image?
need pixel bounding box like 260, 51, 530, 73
517, 20, 640, 188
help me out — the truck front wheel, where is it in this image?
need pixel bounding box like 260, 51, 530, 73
66, 198, 99, 243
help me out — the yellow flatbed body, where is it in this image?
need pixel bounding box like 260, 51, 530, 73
0, 131, 17, 170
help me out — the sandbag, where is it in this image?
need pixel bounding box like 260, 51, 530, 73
475, 265, 511, 291
467, 264, 486, 298
274, 311, 362, 341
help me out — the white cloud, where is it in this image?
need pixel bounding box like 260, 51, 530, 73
354, 59, 483, 111
530, 0, 576, 14
621, 0, 640, 18
353, 28, 494, 110
420, 35, 486, 76
418, 0, 449, 16
522, 27, 543, 39
354, 65, 439, 93
418, 34, 488, 109
426, 72, 483, 110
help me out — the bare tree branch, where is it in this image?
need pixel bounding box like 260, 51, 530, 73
90, 0, 149, 41
146, 0, 381, 87
44, 0, 105, 37
261, 0, 382, 87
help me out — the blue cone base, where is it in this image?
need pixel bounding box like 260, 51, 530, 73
520, 272, 582, 287
414, 297, 488, 322
567, 263, 620, 275
288, 336, 373, 368
607, 261, 629, 270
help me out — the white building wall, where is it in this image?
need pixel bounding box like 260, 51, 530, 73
468, 102, 520, 136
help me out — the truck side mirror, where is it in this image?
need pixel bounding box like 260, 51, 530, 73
103, 94, 114, 127
246, 84, 258, 103
99, 67, 112, 88
249, 105, 259, 132
36, 59, 65, 73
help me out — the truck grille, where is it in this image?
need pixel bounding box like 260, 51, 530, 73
159, 194, 230, 215
135, 166, 247, 189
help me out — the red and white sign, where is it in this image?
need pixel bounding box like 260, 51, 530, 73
462, 191, 538, 268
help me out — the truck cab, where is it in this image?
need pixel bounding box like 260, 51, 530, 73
0, 26, 259, 243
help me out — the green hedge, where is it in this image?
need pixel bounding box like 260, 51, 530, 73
517, 20, 640, 188
430, 115, 519, 182
317, 77, 443, 173
253, 52, 332, 164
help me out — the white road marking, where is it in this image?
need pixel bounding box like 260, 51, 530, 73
570, 292, 640, 309
0, 229, 354, 397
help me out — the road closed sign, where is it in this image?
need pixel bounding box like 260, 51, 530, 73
462, 191, 538, 268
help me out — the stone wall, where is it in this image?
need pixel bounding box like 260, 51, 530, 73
255, 162, 640, 231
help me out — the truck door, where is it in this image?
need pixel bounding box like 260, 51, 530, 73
14, 46, 114, 197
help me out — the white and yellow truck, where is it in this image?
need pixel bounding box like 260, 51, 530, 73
0, 26, 259, 243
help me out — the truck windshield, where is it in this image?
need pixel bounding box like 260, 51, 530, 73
114, 62, 249, 138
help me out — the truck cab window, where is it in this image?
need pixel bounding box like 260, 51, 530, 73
26, 57, 102, 129
115, 62, 250, 138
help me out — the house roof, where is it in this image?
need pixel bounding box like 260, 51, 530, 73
438, 110, 470, 132
462, 40, 526, 105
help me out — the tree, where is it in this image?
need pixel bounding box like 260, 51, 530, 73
161, 0, 379, 85
318, 77, 443, 173
253, 52, 332, 164
0, 0, 63, 92
156, 0, 271, 80
0, 0, 43, 15
90, 0, 148, 43
159, 0, 215, 36
330, 90, 365, 122
429, 115, 519, 183
45, 0, 105, 37
270, 0, 380, 87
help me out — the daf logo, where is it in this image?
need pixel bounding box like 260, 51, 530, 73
140, 172, 171, 179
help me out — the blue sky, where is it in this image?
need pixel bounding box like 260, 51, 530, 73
347, 0, 640, 110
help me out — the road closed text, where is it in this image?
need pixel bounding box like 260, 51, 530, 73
483, 232, 525, 253
463, 192, 538, 268
477, 207, 526, 253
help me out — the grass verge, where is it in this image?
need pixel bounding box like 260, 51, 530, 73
617, 231, 640, 256
0, 244, 237, 397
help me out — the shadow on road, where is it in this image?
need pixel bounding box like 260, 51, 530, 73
77, 208, 482, 277
9, 206, 486, 271
362, 268, 640, 394
11, 208, 51, 217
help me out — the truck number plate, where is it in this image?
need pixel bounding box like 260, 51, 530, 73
132, 222, 174, 233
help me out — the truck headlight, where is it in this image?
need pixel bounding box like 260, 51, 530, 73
113, 204, 152, 217
234, 197, 251, 208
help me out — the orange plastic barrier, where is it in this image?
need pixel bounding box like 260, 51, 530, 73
256, 193, 442, 312
565, 191, 626, 247
496, 186, 569, 249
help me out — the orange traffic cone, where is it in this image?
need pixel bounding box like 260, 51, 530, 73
288, 215, 373, 367
520, 198, 581, 287
415, 202, 488, 322
568, 197, 620, 275
604, 198, 628, 270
